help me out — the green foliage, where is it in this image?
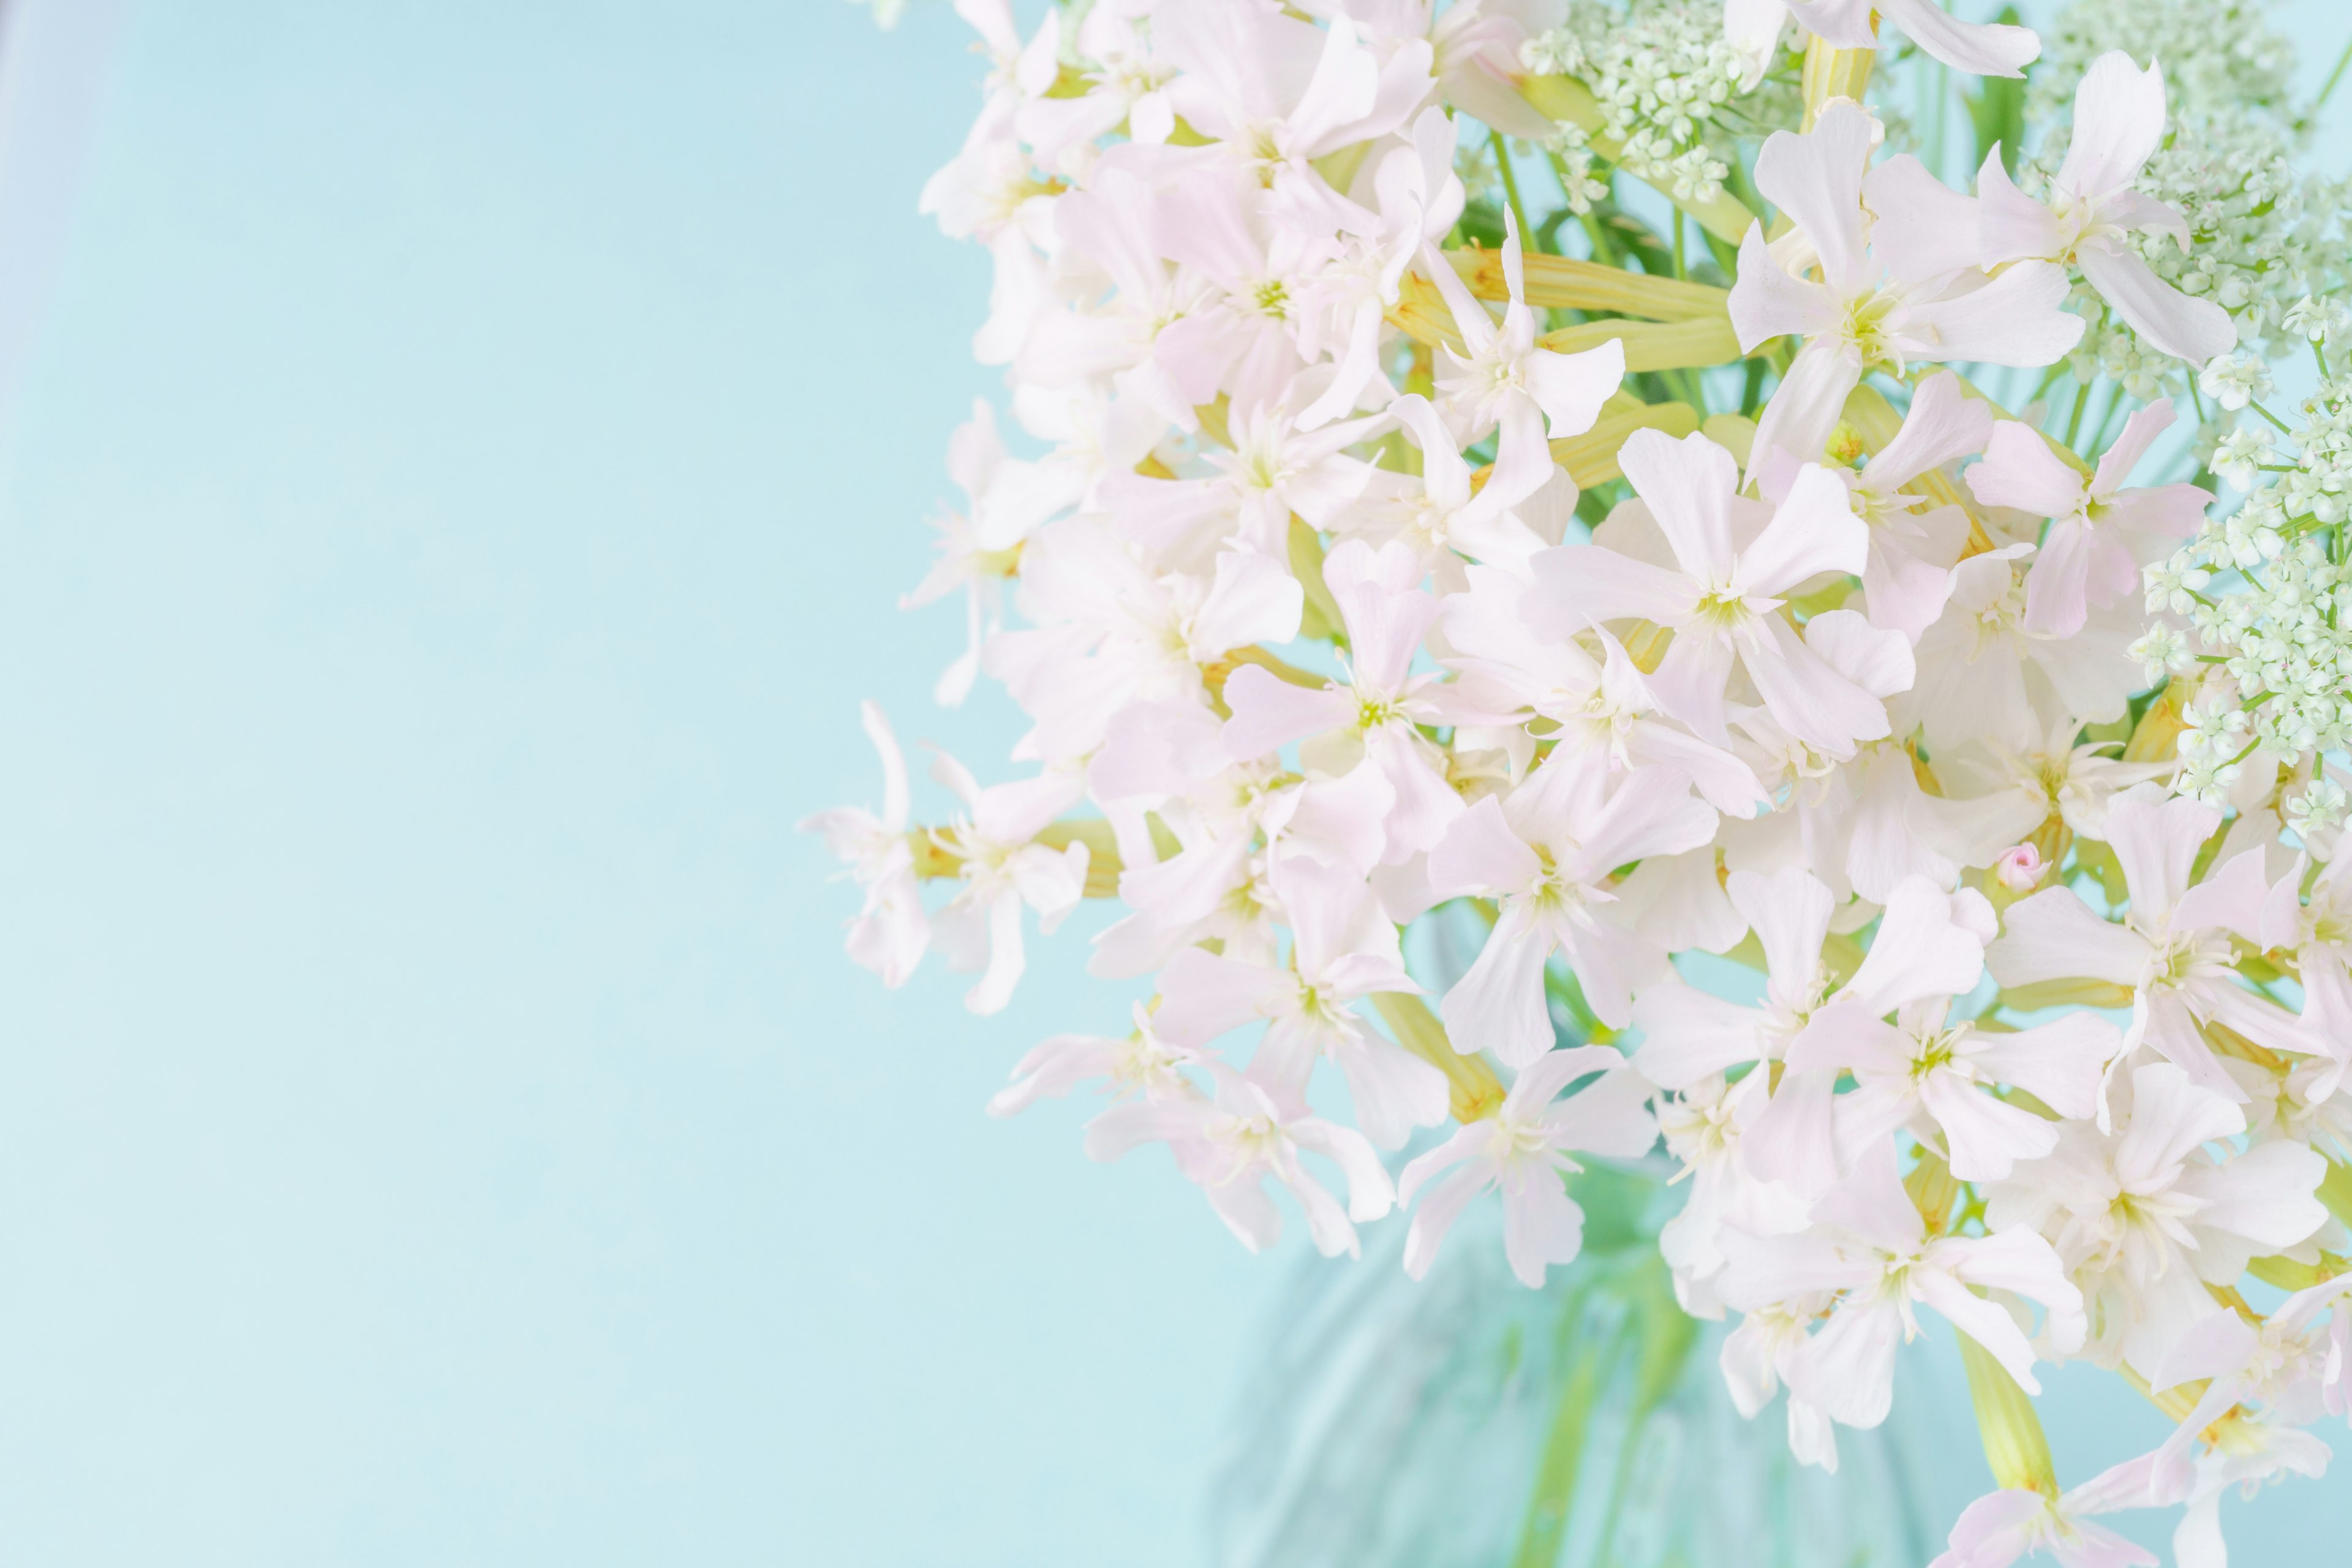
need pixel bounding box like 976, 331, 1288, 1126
1965, 7, 2030, 178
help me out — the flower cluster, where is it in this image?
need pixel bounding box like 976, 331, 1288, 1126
1521, 1, 1749, 206
816, 2, 2352, 1562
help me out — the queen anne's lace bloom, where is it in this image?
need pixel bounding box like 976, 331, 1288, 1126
818, 2, 2352, 1556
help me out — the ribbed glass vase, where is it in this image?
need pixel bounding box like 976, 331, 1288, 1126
1205, 1162, 1962, 1568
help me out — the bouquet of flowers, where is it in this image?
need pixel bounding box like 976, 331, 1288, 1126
811, 1, 2352, 1561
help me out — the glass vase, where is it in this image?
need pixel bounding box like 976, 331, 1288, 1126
1205, 1161, 1967, 1568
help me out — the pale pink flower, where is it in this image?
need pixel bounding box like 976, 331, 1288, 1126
1441, 564, 1768, 814
923, 752, 1092, 1015
1222, 538, 1465, 859
1297, 107, 1463, 429
1755, 369, 1992, 641
1729, 105, 2081, 475
1158, 2, 1433, 233
1724, 1141, 2086, 1430
1795, 993, 2117, 1182
1994, 844, 2044, 892
987, 1001, 1202, 1117
2151, 1274, 2352, 1496
1987, 1061, 2330, 1377
1419, 210, 1626, 519
800, 701, 930, 989
1978, 53, 2238, 366
1398, 1044, 1659, 1287
1929, 1454, 2167, 1568
1898, 551, 2143, 752
1966, 400, 2209, 637
1989, 785, 2321, 1109
1087, 1057, 1395, 1256
1152, 855, 1446, 1148
1525, 427, 1909, 757
1656, 1072, 1812, 1316
1426, 746, 1718, 1061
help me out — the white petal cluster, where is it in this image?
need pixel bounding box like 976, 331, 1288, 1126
813, 4, 2352, 1559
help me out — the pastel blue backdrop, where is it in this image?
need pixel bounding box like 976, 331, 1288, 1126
0, 2, 2342, 1564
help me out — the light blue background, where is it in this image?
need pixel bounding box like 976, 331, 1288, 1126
0, 2, 2344, 1564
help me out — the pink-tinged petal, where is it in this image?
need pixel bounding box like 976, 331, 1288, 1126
1738, 460, 1868, 595
2114, 1061, 2245, 1185
1473, 390, 1561, 522
2179, 1137, 2328, 1250
1338, 1039, 1450, 1150
1221, 665, 1354, 759
1585, 764, 1721, 869
2172, 846, 2270, 944
963, 892, 1030, 1014
1748, 333, 1864, 473
1559, 915, 1667, 1031
845, 871, 930, 987
1787, 998, 1909, 1073
1743, 615, 1891, 754
1881, 0, 2038, 76
1753, 104, 1875, 295
1194, 547, 1305, 653
2098, 483, 2209, 556
1862, 154, 1983, 284
1901, 259, 2084, 367
1506, 1044, 1632, 1112
1292, 1117, 1397, 1221
1803, 608, 1916, 698
1619, 427, 1743, 581
1084, 1098, 1208, 1163
2103, 784, 2218, 925
1935, 1488, 2050, 1568
1442, 903, 1558, 1067
2091, 398, 2177, 496
1846, 876, 1988, 1011
1867, 371, 1994, 491
1363, 725, 1464, 861
1324, 537, 1439, 692
1521, 543, 1700, 635
1728, 222, 1841, 350
1524, 337, 1625, 439
1916, 1269, 2045, 1393
2057, 52, 2167, 205
1153, 948, 1293, 1047
1427, 793, 1539, 899
2023, 516, 2097, 637
1815, 1138, 1931, 1253
1782, 0, 1876, 47
1985, 887, 2148, 988
1969, 420, 2087, 519
1544, 1066, 1660, 1158
1401, 1158, 1491, 1278
1730, 865, 1837, 997
1645, 624, 1738, 744
1744, 1068, 1842, 1194
1923, 1073, 2059, 1181
1976, 151, 2064, 265
1630, 979, 1765, 1088
1630, 722, 1770, 816
1792, 1297, 1902, 1427
2076, 240, 2237, 366
1966, 1012, 2117, 1120
1501, 1170, 1586, 1287
1418, 238, 1499, 358
2153, 1308, 2260, 1392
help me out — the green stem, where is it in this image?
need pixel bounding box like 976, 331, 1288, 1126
2250, 399, 2295, 435
1492, 128, 1537, 251
1672, 212, 1687, 281
2321, 31, 2352, 107
2064, 380, 2093, 448
1510, 1315, 1623, 1568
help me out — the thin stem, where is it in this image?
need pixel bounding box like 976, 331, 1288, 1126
2250, 399, 2295, 435
1672, 211, 1687, 281
1491, 127, 1536, 251
2321, 31, 2352, 108
2064, 380, 2093, 448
